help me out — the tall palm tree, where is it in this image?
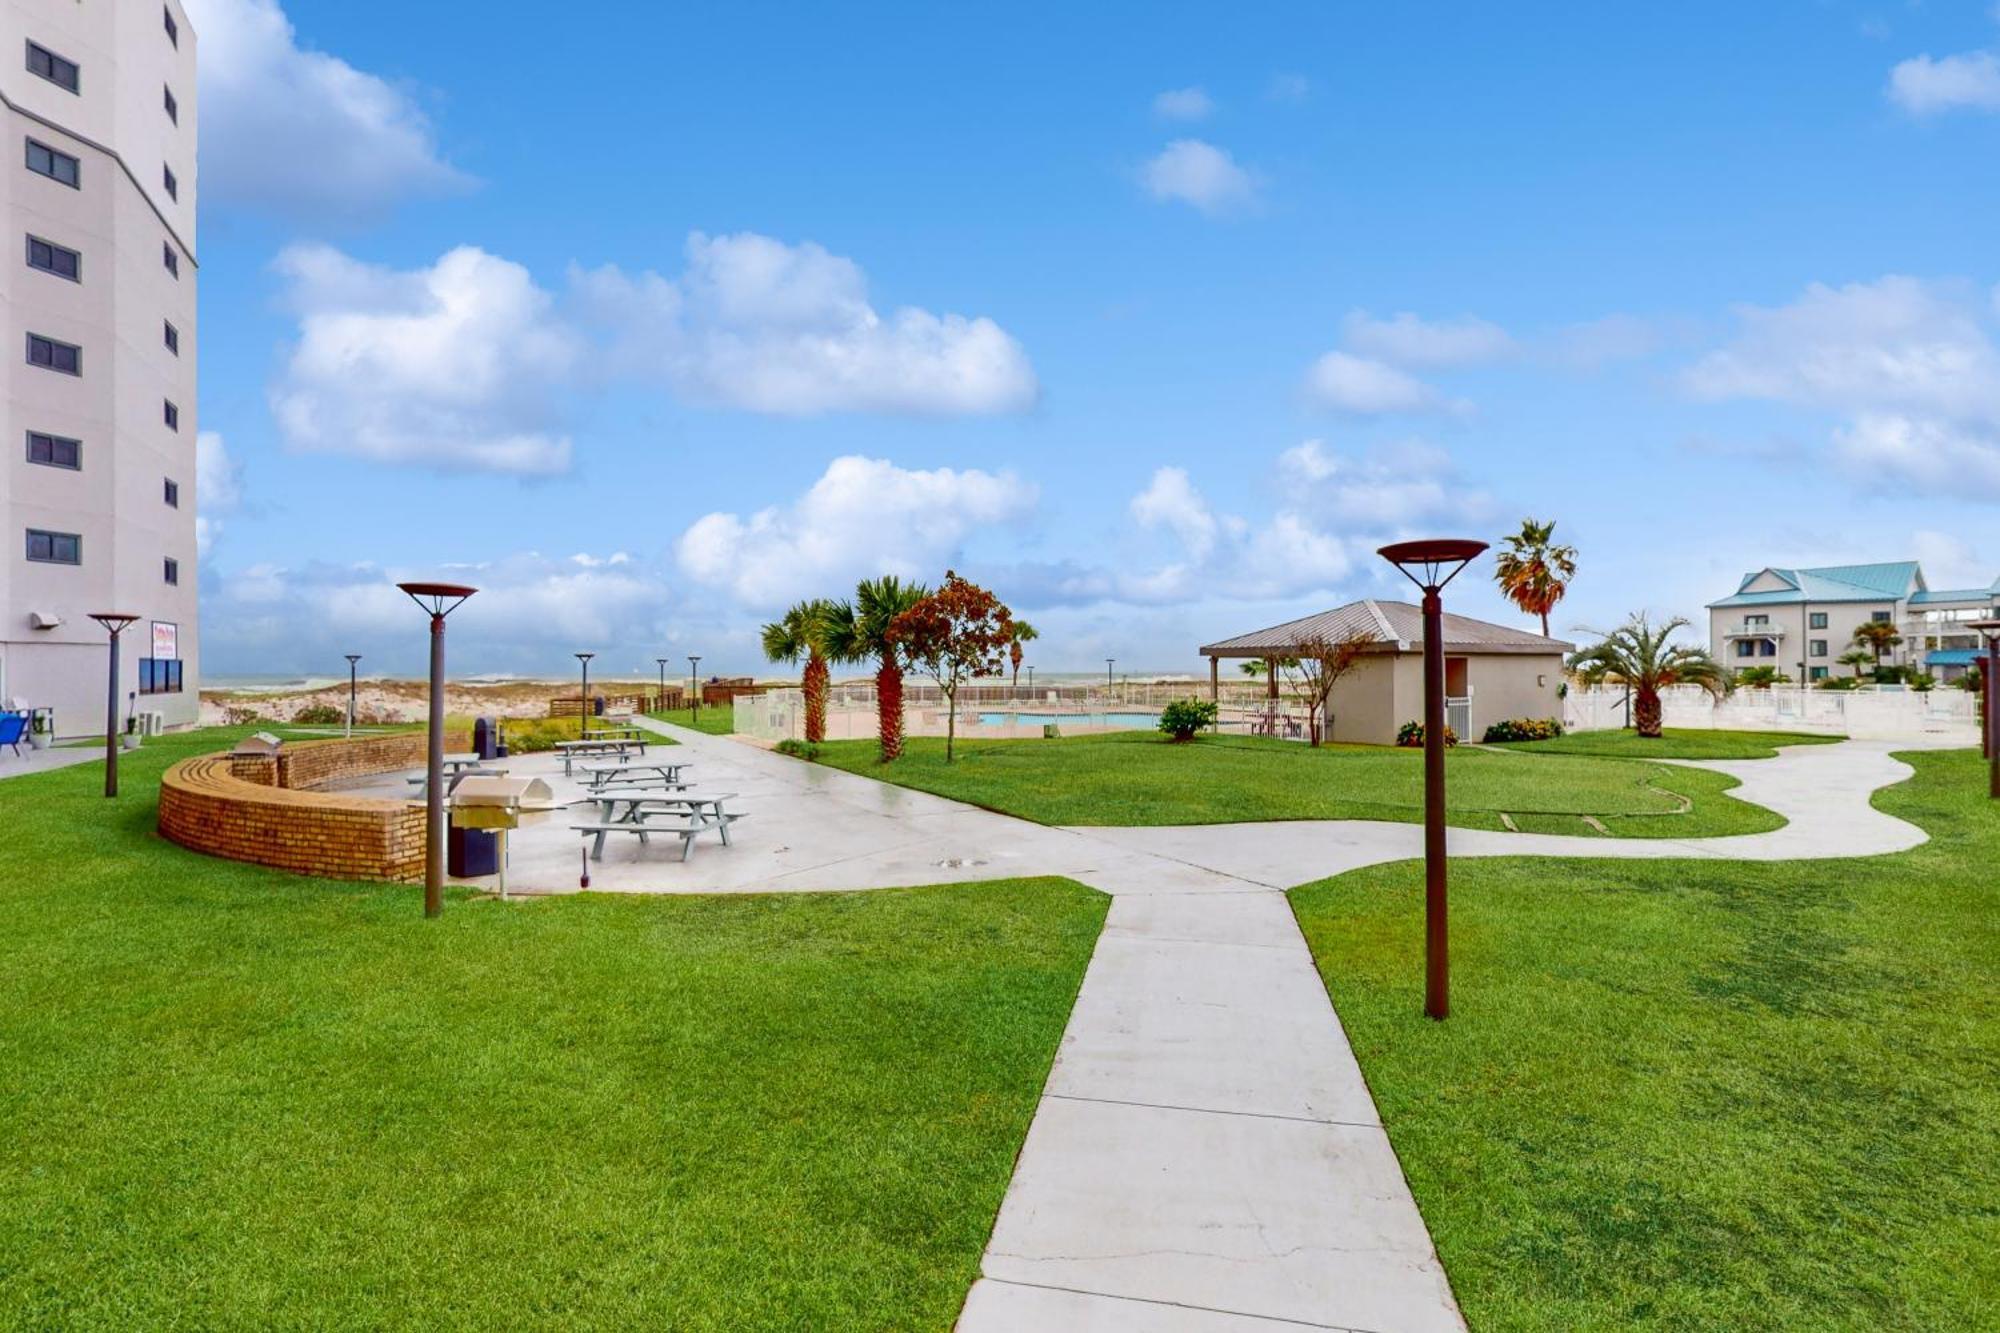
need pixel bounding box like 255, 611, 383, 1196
760, 599, 836, 743
1007, 620, 1039, 694
1568, 614, 1727, 738
823, 576, 929, 762
1494, 518, 1579, 638
1851, 620, 1903, 671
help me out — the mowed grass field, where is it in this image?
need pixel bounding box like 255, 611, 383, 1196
0, 728, 1105, 1330
1291, 747, 2000, 1331
811, 731, 1790, 838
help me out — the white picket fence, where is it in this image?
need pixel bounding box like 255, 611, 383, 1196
1563, 684, 1980, 742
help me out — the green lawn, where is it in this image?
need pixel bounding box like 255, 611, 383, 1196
0, 728, 1104, 1329
1501, 727, 1842, 760
810, 732, 1786, 838
1290, 747, 1999, 1330
646, 705, 736, 736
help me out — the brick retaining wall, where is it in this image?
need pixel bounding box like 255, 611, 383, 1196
158, 731, 469, 883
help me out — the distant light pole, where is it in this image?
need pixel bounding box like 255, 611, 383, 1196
1971, 619, 2000, 796
344, 654, 362, 739
1379, 538, 1489, 1021
1026, 665, 1035, 696
656, 657, 670, 713
689, 655, 703, 722
88, 613, 138, 798
398, 581, 477, 919
575, 651, 595, 737
1105, 658, 1115, 699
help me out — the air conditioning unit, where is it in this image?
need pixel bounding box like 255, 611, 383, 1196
28, 610, 62, 630
138, 710, 167, 736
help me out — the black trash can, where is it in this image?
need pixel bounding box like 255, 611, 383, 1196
472, 715, 500, 760
448, 825, 498, 877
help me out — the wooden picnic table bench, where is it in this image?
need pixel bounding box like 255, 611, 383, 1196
570, 791, 743, 862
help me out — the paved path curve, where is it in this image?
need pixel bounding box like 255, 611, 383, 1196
615, 722, 1932, 1332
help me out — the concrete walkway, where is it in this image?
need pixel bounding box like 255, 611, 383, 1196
511, 721, 1934, 1330
0, 742, 107, 781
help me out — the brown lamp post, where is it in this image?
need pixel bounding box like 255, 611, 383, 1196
656, 657, 670, 712
88, 613, 138, 798
1970, 619, 2000, 797
1378, 538, 1490, 1020
398, 581, 477, 918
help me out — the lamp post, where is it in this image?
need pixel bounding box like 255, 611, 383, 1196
344, 654, 362, 739
575, 651, 595, 738
398, 581, 477, 919
1970, 619, 2000, 796
1379, 538, 1489, 1020
88, 613, 137, 798
689, 655, 702, 722
656, 657, 670, 713
1026, 665, 1035, 697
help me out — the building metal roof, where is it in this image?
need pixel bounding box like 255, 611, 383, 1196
1909, 587, 1999, 606
1708, 561, 1926, 609
1199, 599, 1573, 658
1925, 649, 1988, 667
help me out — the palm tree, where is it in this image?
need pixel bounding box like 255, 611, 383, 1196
760, 599, 836, 743
1838, 648, 1874, 680
823, 576, 929, 762
1007, 620, 1039, 695
1851, 620, 1903, 671
1568, 613, 1728, 738
1494, 518, 1578, 638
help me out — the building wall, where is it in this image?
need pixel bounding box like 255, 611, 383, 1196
1323, 650, 1566, 745
1323, 655, 1399, 745
1710, 599, 1907, 681
0, 0, 198, 736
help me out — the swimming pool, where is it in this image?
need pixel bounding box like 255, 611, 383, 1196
975, 711, 1159, 730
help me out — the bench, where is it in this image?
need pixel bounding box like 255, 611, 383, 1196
570, 810, 746, 862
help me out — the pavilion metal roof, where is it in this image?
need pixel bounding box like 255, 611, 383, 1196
1199, 599, 1573, 658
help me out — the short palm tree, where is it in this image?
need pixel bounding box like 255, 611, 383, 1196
1568, 614, 1727, 738
1851, 620, 1903, 670
1494, 518, 1578, 638
1007, 620, 1039, 694
823, 576, 929, 762
760, 599, 836, 743
1838, 647, 1875, 680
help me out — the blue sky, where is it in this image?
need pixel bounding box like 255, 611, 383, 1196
189, 0, 2000, 678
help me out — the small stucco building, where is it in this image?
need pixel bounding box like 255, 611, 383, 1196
1199, 599, 1572, 745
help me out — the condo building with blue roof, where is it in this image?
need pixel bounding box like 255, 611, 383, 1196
1707, 561, 1999, 682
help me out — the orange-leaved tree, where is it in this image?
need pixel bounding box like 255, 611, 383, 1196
1495, 517, 1578, 638
888, 571, 1015, 762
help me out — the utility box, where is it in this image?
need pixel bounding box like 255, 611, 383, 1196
472, 715, 501, 761
447, 825, 498, 877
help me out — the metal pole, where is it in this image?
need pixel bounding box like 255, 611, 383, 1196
657, 658, 667, 711
103, 628, 120, 798
690, 656, 701, 721
1986, 639, 1998, 796
1422, 584, 1448, 1021
424, 611, 446, 919
579, 656, 591, 738
346, 655, 360, 739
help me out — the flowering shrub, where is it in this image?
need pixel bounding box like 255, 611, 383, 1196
1481, 717, 1563, 743
1396, 720, 1458, 748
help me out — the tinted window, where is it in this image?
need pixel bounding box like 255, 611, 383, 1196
164, 557, 179, 585
140, 658, 184, 695
26, 529, 80, 564
27, 431, 80, 469
163, 400, 179, 430
164, 7, 178, 46
27, 334, 80, 375
26, 139, 79, 187
26, 42, 79, 93
163, 242, 179, 277
26, 235, 80, 281
162, 164, 177, 199
164, 321, 178, 354
164, 84, 178, 123
164, 477, 179, 507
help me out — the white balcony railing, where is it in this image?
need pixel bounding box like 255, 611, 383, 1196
1723, 622, 1785, 639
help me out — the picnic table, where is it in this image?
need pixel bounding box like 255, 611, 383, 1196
552, 736, 650, 775
576, 760, 692, 791
570, 790, 742, 862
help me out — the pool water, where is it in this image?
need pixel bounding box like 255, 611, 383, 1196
975, 711, 1159, 730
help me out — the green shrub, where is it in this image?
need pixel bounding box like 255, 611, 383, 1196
774, 738, 820, 760
500, 717, 583, 754
1816, 676, 1860, 691
292, 703, 344, 726
1481, 717, 1563, 744
1911, 673, 1936, 693
1158, 697, 1218, 742
1396, 720, 1458, 748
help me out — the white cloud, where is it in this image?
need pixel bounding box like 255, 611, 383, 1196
1548, 313, 1665, 369
1685, 276, 2000, 499
1152, 86, 1214, 121
674, 455, 1038, 608
1140, 140, 1261, 215
1910, 530, 1990, 591
1339, 310, 1516, 369
573, 232, 1038, 415
270, 244, 580, 474
1887, 50, 2000, 115
1267, 72, 1311, 103
195, 431, 243, 558
1278, 438, 1490, 527
185, 0, 470, 220
1130, 467, 1220, 561
1301, 351, 1441, 414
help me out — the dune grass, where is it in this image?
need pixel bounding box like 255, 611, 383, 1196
0, 727, 1104, 1329
811, 731, 1785, 838
1290, 747, 1999, 1330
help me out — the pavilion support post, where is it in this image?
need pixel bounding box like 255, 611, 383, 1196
1209, 656, 1218, 703
1266, 660, 1278, 701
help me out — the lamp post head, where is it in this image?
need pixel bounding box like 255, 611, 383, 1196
1969, 618, 2000, 640
88, 612, 139, 635
574, 651, 595, 663
1378, 538, 1489, 593
345, 654, 362, 666
397, 581, 477, 618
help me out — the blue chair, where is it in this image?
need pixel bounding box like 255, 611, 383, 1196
0, 712, 27, 758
